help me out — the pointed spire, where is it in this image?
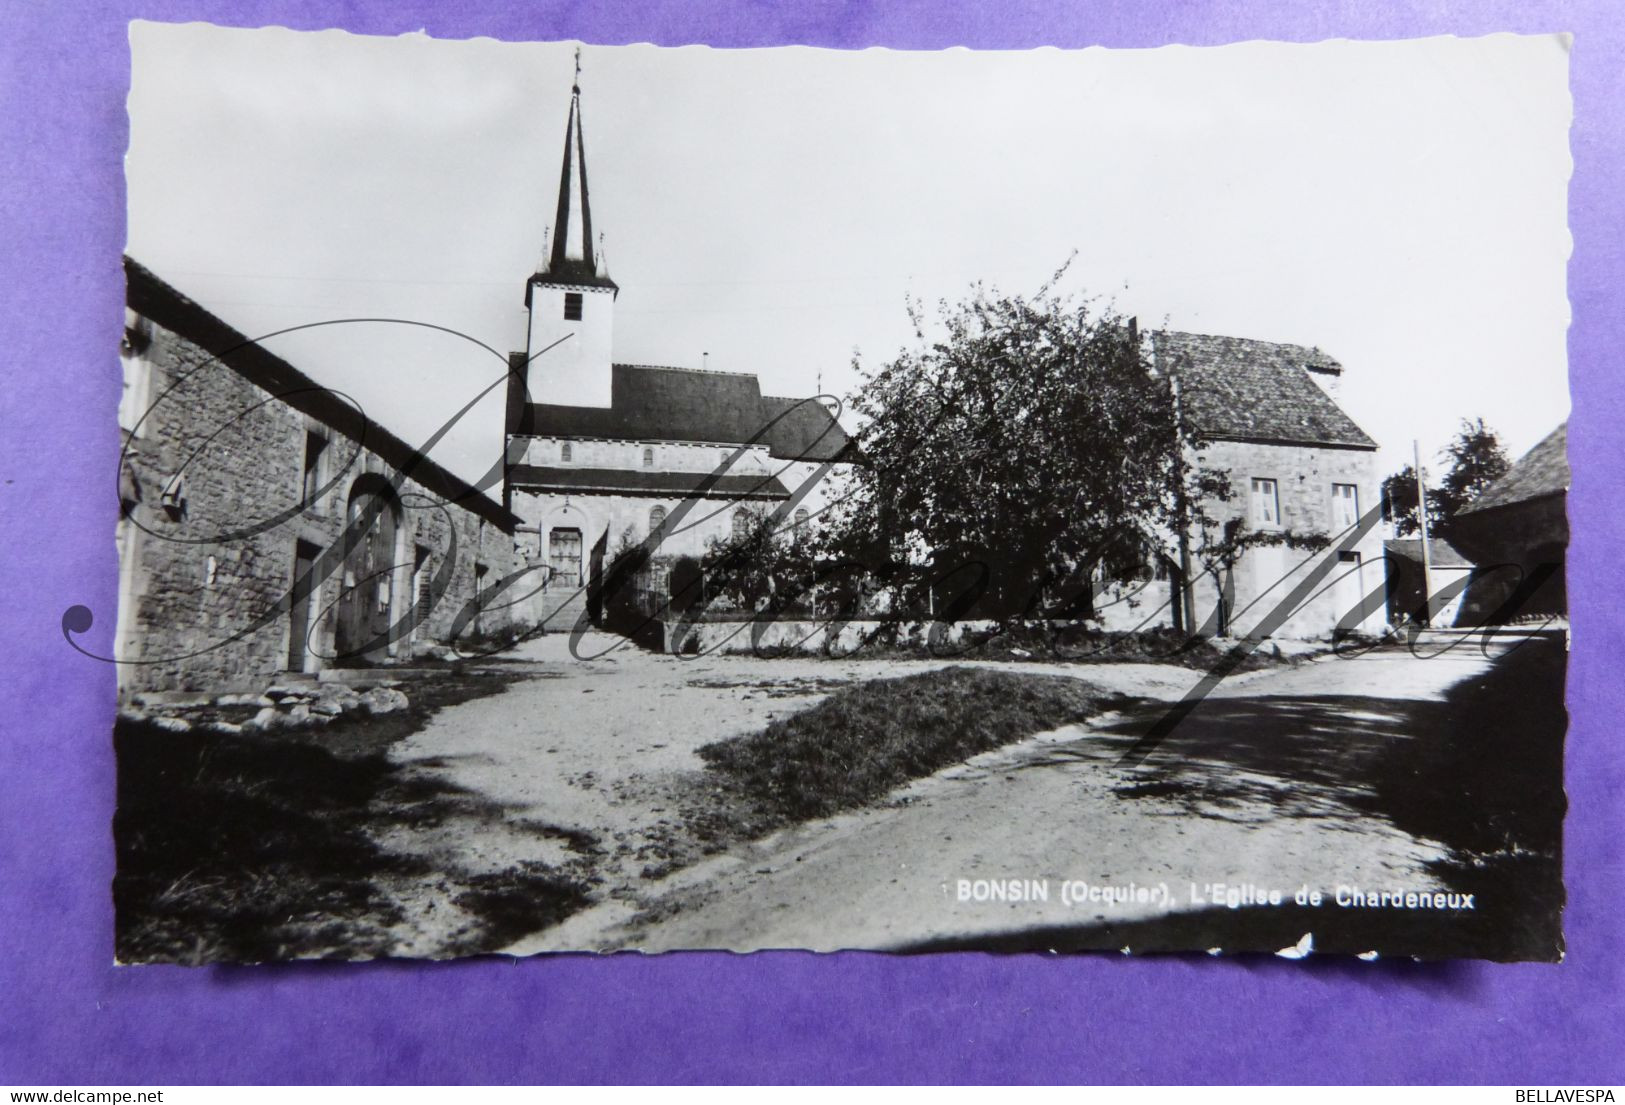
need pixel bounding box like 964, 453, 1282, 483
534, 47, 616, 293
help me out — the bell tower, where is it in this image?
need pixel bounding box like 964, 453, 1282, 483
524, 49, 617, 409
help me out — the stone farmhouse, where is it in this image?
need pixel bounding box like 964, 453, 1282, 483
1149, 331, 1388, 640
116, 258, 527, 696
501, 73, 857, 628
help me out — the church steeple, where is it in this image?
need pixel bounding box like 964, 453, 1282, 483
535, 49, 616, 293
522, 48, 618, 409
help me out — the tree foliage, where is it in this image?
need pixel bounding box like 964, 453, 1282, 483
1383, 418, 1512, 540
823, 280, 1206, 618
702, 506, 819, 614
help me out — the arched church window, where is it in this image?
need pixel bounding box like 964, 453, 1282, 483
794, 508, 810, 527
642, 446, 654, 468
649, 505, 667, 534
732, 509, 752, 540
560, 442, 572, 462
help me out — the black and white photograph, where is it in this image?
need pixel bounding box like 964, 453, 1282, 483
110, 22, 1571, 964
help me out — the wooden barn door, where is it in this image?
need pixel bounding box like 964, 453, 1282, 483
336, 485, 398, 662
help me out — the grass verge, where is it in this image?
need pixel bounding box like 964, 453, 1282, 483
697, 665, 1114, 825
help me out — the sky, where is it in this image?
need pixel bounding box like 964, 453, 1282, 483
127, 22, 1573, 490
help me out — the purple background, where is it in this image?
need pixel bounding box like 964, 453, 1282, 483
1, 0, 1619, 1085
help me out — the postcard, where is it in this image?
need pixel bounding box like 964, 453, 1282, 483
108, 22, 1570, 962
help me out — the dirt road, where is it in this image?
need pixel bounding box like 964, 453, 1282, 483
504, 639, 1516, 954
373, 632, 1235, 953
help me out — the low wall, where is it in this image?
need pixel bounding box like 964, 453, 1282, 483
1091, 580, 1176, 633
667, 618, 996, 658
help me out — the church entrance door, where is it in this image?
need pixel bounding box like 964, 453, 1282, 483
549, 527, 582, 589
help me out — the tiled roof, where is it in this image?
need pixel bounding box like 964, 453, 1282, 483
1458, 422, 1569, 515
518, 363, 854, 461
1154, 331, 1377, 449
1384, 538, 1473, 568
507, 464, 790, 500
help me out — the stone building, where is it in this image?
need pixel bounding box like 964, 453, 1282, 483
1154, 331, 1388, 640
117, 258, 527, 696
1448, 421, 1569, 621
501, 74, 857, 628
1382, 537, 1474, 628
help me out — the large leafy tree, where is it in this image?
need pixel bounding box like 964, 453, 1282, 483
824, 280, 1199, 619
1383, 418, 1512, 540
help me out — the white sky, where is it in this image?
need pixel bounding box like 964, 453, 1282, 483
127, 22, 1572, 489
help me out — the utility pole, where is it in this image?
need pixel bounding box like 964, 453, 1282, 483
1413, 438, 1434, 628
1171, 372, 1195, 635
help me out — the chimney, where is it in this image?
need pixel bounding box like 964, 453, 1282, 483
1304, 359, 1343, 399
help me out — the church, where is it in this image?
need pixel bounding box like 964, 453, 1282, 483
501, 69, 857, 628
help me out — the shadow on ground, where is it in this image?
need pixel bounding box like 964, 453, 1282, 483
901, 640, 1566, 961
114, 670, 593, 965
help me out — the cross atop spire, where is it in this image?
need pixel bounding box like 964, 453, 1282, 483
532, 49, 617, 295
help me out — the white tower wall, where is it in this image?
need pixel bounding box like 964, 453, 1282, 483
526, 282, 616, 408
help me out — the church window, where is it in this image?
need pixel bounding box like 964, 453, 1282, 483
794, 508, 810, 527
642, 446, 654, 468
560, 441, 572, 462
732, 509, 752, 540
563, 292, 583, 321
649, 505, 667, 534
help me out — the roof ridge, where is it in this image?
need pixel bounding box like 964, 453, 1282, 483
761, 393, 833, 404
614, 362, 758, 379
1158, 329, 1330, 357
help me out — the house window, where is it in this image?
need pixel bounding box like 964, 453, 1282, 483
1249, 477, 1281, 528
649, 505, 667, 534
301, 430, 328, 506
473, 562, 489, 634
413, 545, 433, 630
1331, 483, 1359, 531
642, 446, 654, 468
117, 314, 153, 438
560, 441, 572, 462
563, 292, 583, 321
